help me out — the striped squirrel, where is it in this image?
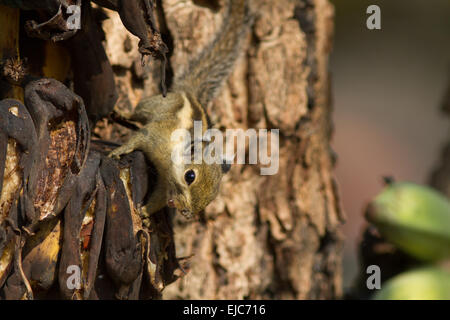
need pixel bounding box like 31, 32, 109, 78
109, 0, 253, 219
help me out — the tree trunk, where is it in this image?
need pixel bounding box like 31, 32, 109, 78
0, 0, 344, 299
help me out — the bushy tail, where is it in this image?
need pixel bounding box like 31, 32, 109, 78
173, 0, 253, 106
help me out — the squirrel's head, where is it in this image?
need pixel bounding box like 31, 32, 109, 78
167, 160, 231, 219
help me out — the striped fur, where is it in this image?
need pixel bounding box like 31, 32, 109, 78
173, 0, 253, 107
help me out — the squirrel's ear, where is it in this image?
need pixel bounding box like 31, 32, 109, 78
221, 162, 231, 174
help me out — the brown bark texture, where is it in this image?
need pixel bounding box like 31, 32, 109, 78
112, 0, 342, 299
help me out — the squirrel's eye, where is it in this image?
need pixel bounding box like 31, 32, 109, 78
184, 170, 196, 185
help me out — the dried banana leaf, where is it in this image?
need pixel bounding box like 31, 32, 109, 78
94, 143, 181, 299
1, 78, 90, 299
58, 150, 106, 299
1, 218, 62, 299
0, 0, 82, 41
23, 78, 90, 229
65, 1, 117, 123
0, 99, 37, 289
92, 0, 169, 95
0, 235, 32, 299
146, 209, 180, 293
100, 155, 144, 300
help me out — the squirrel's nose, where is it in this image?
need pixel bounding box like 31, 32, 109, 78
167, 199, 176, 208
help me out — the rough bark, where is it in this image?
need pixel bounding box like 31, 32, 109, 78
102, 0, 343, 299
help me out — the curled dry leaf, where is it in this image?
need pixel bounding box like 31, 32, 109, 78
65, 1, 118, 123
1, 78, 90, 299
58, 150, 106, 300
100, 155, 144, 300
93, 146, 180, 299
1, 218, 62, 299
0, 0, 82, 41
118, 152, 180, 298
145, 209, 180, 294
23, 78, 90, 229
0, 82, 180, 299
0, 99, 37, 291
92, 0, 169, 95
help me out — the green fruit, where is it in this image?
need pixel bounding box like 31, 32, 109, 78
366, 182, 450, 262
374, 267, 450, 300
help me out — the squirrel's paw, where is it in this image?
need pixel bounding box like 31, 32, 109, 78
108, 149, 122, 159
108, 145, 134, 159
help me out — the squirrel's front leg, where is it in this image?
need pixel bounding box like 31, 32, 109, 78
113, 107, 133, 120
108, 130, 145, 159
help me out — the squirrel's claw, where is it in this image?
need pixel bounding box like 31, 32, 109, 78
108, 152, 120, 159
108, 144, 134, 159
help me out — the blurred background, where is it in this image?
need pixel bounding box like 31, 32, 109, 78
329, 0, 450, 287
